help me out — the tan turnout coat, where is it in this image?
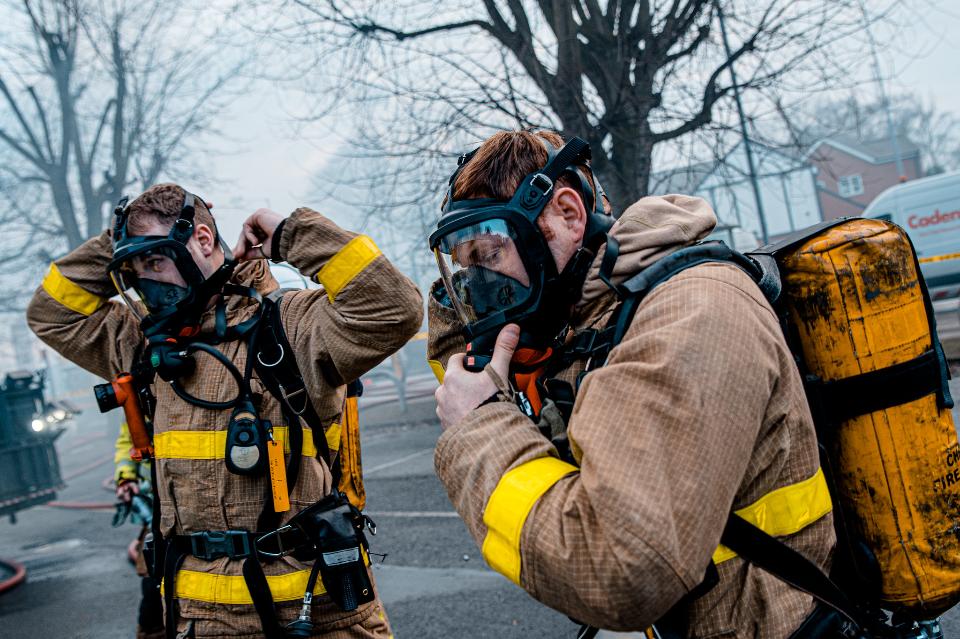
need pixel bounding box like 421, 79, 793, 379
28, 208, 423, 638
428, 196, 835, 638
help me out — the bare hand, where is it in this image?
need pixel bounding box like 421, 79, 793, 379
435, 324, 520, 430
233, 208, 285, 261
116, 480, 140, 504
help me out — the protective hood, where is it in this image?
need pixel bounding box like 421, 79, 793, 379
577, 195, 717, 313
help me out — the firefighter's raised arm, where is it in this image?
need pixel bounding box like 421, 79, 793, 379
27, 230, 142, 381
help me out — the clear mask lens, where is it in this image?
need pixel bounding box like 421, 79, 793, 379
435, 219, 532, 325
110, 246, 192, 317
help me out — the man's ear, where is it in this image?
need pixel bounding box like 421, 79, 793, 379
194, 223, 217, 257
551, 187, 587, 242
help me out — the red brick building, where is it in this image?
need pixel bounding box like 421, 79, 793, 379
804, 135, 922, 220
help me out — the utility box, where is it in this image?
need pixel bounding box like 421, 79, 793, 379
0, 371, 66, 519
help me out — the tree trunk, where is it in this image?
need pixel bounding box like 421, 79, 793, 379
50, 171, 83, 249
600, 101, 655, 209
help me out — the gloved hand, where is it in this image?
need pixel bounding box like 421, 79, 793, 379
116, 479, 140, 504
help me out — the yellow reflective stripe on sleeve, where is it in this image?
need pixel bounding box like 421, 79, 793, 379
712, 467, 832, 564
428, 359, 445, 384
173, 568, 326, 604
481, 456, 578, 585
325, 422, 342, 452
317, 235, 382, 301
41, 263, 105, 316
154, 426, 316, 460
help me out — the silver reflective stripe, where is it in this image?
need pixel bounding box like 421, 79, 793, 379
323, 547, 360, 566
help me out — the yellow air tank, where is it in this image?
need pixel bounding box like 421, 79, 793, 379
776, 218, 960, 617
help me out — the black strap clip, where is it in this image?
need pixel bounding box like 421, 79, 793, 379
189, 530, 253, 560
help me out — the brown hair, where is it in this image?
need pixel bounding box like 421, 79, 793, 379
125, 183, 216, 238
451, 130, 606, 212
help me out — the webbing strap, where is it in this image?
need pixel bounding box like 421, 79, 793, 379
720, 513, 870, 633
807, 349, 943, 424
242, 558, 284, 639
163, 545, 187, 639
253, 293, 333, 468
565, 242, 760, 372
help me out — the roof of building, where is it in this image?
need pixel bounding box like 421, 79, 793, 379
806, 134, 920, 165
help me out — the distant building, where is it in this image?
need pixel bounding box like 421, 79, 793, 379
652, 140, 822, 251
805, 135, 922, 220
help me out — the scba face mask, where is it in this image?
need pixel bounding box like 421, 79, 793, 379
108, 191, 237, 338
429, 136, 613, 350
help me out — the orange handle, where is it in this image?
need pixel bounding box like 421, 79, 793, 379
114, 374, 153, 461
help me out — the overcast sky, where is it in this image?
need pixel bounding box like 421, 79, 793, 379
205, 0, 960, 247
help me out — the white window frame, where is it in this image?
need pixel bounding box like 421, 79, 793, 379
838, 174, 864, 197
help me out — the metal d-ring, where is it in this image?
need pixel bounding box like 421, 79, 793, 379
256, 524, 295, 559
257, 343, 284, 368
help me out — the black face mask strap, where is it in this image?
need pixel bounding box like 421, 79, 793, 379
441, 148, 480, 214
543, 137, 590, 182
113, 196, 131, 243
170, 192, 196, 245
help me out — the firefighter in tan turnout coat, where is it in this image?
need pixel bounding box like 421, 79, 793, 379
427, 131, 836, 638
28, 184, 422, 638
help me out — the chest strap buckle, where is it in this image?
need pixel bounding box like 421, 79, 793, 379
189, 530, 253, 560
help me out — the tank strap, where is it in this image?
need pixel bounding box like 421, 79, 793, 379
252, 291, 337, 480
720, 513, 873, 635
555, 241, 758, 374
805, 349, 946, 425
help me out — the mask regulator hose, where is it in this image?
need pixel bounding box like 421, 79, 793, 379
160, 341, 244, 410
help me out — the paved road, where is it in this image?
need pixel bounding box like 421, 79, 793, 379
4, 306, 960, 638
0, 393, 579, 639
936, 299, 960, 360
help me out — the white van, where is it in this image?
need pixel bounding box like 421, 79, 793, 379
862, 171, 960, 300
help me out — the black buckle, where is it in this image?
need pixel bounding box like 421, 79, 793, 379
189, 530, 253, 560
570, 329, 599, 355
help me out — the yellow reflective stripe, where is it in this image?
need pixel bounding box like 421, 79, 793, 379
428, 359, 445, 384
165, 552, 371, 604
317, 235, 381, 301
154, 426, 316, 460
172, 568, 327, 604
482, 456, 578, 585
41, 263, 105, 316
920, 251, 960, 264
713, 467, 832, 564
325, 422, 342, 452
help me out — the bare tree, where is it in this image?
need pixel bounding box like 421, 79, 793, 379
273, 0, 880, 209
0, 0, 243, 254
